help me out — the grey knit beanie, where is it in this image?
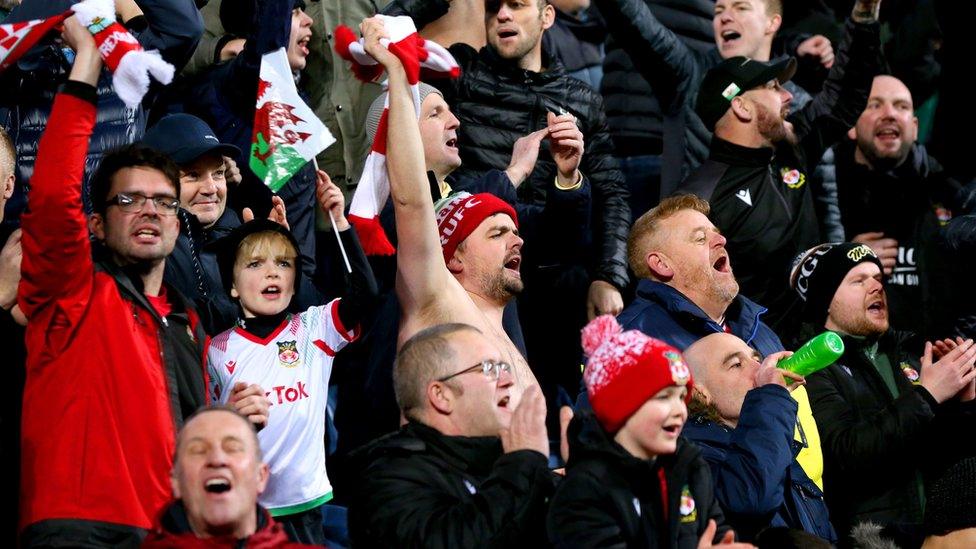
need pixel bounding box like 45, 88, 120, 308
365, 82, 443, 144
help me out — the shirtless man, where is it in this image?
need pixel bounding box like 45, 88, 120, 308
362, 17, 542, 404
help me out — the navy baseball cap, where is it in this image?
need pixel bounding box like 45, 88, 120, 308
143, 114, 241, 166
696, 56, 797, 131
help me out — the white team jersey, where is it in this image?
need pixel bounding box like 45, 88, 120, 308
207, 299, 356, 514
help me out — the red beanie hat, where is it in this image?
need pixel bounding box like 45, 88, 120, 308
434, 192, 518, 264
582, 315, 694, 434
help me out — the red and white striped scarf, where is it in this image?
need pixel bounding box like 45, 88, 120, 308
334, 15, 459, 256
0, 0, 173, 107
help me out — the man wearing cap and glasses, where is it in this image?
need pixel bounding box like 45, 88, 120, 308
145, 113, 245, 335
679, 0, 884, 339
348, 323, 556, 547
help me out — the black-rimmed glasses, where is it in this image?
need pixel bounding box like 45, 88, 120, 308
436, 360, 511, 382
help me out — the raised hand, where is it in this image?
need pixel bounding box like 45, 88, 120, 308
586, 280, 623, 320
547, 111, 584, 186
61, 16, 103, 86
223, 156, 242, 186
796, 35, 834, 69
360, 16, 401, 72
505, 129, 547, 188
500, 384, 549, 457
316, 169, 349, 231
243, 196, 289, 229
851, 232, 898, 276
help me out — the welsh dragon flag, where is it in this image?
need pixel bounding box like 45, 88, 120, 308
250, 47, 334, 192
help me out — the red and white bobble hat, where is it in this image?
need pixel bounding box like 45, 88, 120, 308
582, 315, 693, 434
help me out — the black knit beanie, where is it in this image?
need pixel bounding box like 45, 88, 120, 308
925, 457, 976, 536
789, 242, 884, 325
214, 219, 303, 298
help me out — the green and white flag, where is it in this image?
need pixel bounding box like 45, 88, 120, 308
250, 47, 334, 192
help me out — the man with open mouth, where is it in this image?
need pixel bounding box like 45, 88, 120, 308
834, 74, 974, 342
18, 20, 210, 547
144, 407, 314, 547
348, 323, 557, 547
382, 0, 633, 417
595, 0, 885, 336
791, 241, 976, 544
619, 193, 827, 497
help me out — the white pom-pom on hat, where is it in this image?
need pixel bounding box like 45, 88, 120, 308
581, 314, 622, 357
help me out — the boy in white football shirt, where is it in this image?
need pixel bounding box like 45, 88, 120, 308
207, 171, 377, 544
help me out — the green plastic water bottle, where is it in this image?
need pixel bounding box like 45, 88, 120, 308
778, 332, 845, 376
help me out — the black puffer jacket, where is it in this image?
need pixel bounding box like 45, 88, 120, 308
548, 412, 732, 548
443, 45, 630, 289
347, 421, 555, 548
598, 0, 717, 191
0, 0, 202, 223
385, 1, 630, 290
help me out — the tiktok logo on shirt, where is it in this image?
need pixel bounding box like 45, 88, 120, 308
888, 246, 918, 286
265, 381, 310, 406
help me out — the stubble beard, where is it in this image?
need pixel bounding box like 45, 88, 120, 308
757, 103, 797, 146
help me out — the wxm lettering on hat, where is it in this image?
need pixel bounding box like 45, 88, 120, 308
846, 245, 876, 262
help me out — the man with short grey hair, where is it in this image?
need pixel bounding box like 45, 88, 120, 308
144, 407, 308, 547
349, 323, 556, 548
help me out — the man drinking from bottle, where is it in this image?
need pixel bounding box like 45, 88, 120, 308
681, 333, 836, 544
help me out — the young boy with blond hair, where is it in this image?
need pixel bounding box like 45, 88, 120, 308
207, 171, 377, 544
